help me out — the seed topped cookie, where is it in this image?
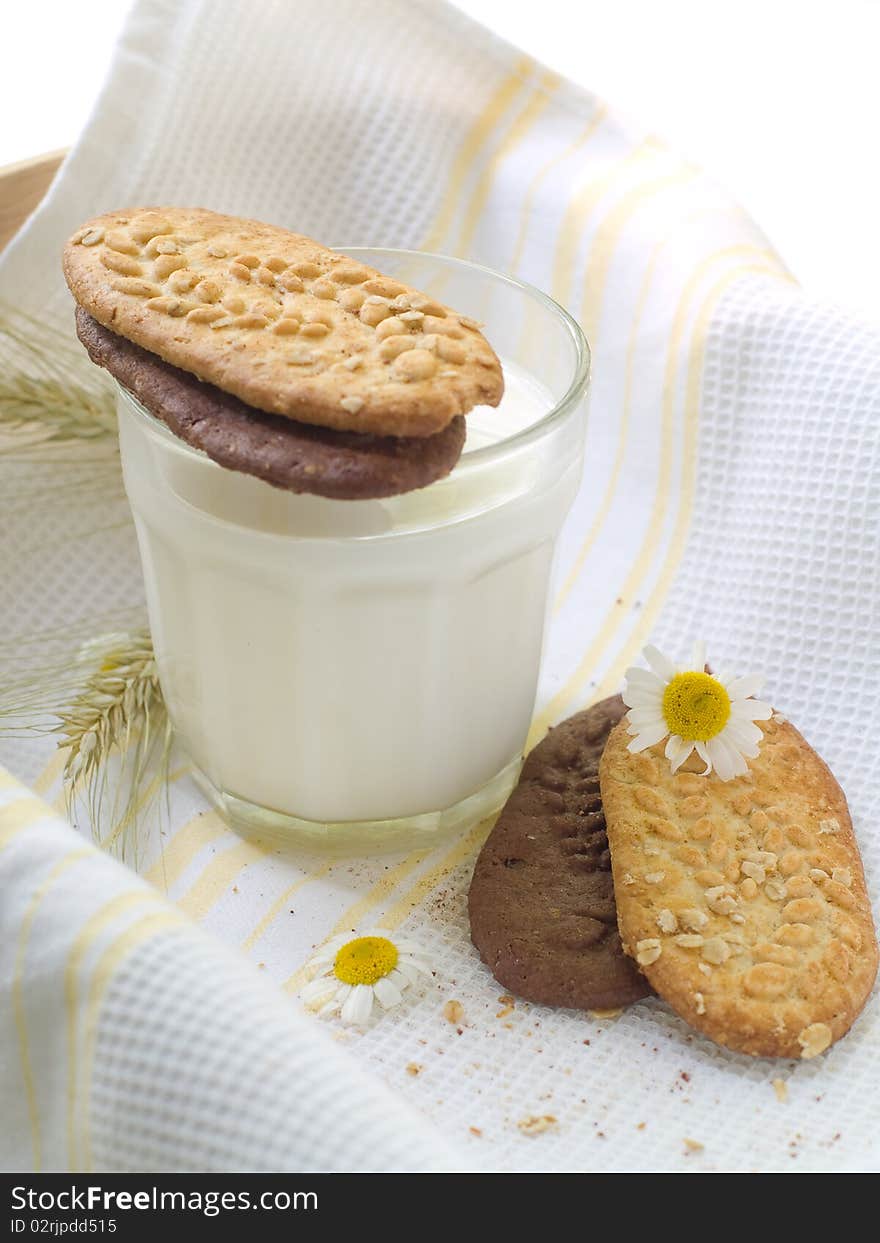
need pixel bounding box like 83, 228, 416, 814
600, 645, 878, 1059
62, 208, 503, 438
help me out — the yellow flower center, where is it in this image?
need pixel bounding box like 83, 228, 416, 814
661, 671, 731, 742
333, 936, 399, 986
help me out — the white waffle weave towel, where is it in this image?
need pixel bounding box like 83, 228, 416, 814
1, 0, 878, 1172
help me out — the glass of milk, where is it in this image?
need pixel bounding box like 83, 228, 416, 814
116, 250, 590, 850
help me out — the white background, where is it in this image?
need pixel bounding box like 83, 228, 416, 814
3, 0, 879, 321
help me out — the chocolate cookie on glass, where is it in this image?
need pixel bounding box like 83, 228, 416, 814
63, 207, 504, 498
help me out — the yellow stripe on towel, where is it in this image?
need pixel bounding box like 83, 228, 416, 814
454, 69, 562, 257
65, 890, 160, 1169
529, 254, 791, 746
588, 263, 796, 706
0, 796, 53, 847
13, 849, 91, 1171
422, 56, 535, 252
142, 809, 230, 891
553, 230, 783, 618
175, 834, 273, 922
242, 861, 335, 953
508, 105, 608, 275
77, 910, 185, 1171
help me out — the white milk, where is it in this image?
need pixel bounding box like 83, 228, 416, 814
118, 358, 584, 829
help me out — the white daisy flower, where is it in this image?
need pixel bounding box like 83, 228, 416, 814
299, 928, 431, 1026
622, 642, 772, 781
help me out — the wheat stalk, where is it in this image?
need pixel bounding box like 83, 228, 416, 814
1, 629, 172, 864
54, 630, 171, 862
0, 307, 171, 859
0, 304, 116, 444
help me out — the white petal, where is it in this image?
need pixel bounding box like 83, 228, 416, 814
625, 707, 667, 730
392, 938, 426, 954
723, 720, 762, 751
388, 966, 415, 990
309, 935, 348, 967
621, 691, 661, 710
621, 686, 663, 711
627, 722, 669, 752
300, 977, 338, 1008
707, 736, 748, 782
724, 751, 749, 780
341, 985, 374, 1025
643, 645, 677, 681
399, 957, 432, 979
726, 674, 765, 701
665, 734, 695, 773
624, 667, 665, 689
731, 698, 773, 721
704, 737, 732, 781
723, 738, 760, 762
694, 741, 712, 775
307, 949, 337, 972
318, 983, 350, 1016
690, 641, 707, 672
730, 696, 770, 725
373, 976, 403, 1009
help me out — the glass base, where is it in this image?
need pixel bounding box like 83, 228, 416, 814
190, 756, 523, 855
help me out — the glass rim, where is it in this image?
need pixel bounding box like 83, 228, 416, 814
115, 247, 591, 474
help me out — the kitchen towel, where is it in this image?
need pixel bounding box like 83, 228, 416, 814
1, 0, 877, 1172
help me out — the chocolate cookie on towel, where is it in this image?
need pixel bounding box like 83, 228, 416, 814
468, 697, 652, 1011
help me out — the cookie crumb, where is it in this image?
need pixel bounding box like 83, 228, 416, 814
772, 1078, 788, 1103
798, 1022, 832, 1059
636, 1121, 646, 1131
405, 1062, 423, 1077
683, 1138, 704, 1154
588, 1008, 624, 1020
469, 1126, 482, 1137
443, 999, 465, 1025
517, 1115, 557, 1137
